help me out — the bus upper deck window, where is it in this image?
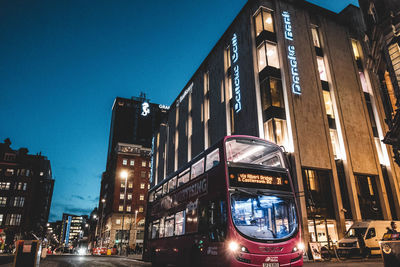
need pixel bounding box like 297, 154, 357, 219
168, 176, 177, 192
149, 192, 155, 202
162, 183, 168, 195
155, 188, 162, 200
206, 148, 220, 171
191, 158, 205, 179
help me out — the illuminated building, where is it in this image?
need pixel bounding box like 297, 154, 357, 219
151, 0, 400, 246
60, 214, 88, 247
97, 94, 168, 248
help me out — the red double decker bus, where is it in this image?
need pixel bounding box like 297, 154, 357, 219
144, 135, 303, 266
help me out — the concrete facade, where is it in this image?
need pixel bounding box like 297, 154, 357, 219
151, 0, 400, 246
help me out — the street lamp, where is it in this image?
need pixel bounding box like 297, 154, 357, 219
120, 170, 128, 255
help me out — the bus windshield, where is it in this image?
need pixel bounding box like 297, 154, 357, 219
225, 138, 283, 168
231, 193, 298, 241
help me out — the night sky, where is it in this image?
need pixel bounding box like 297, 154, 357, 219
0, 0, 358, 222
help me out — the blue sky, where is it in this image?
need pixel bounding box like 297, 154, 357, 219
0, 0, 358, 221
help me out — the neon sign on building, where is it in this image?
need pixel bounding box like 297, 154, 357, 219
282, 11, 301, 95
231, 33, 242, 113
141, 101, 150, 116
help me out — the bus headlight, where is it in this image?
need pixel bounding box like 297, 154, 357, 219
228, 241, 249, 253
292, 242, 305, 253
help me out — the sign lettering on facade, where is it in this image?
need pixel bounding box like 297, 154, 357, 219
176, 82, 193, 107
141, 101, 150, 116
231, 33, 242, 113
282, 11, 301, 95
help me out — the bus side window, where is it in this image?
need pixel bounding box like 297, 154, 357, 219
206, 148, 220, 171
151, 220, 160, 239
366, 228, 376, 239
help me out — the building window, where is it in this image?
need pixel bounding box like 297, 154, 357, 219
140, 183, 145, 189
323, 90, 334, 118
311, 26, 321, 48
254, 9, 274, 36
40, 171, 44, 176
130, 160, 134, 166
264, 118, 288, 148
127, 206, 131, 212
23, 183, 27, 191
0, 214, 3, 225
351, 39, 361, 61
120, 194, 124, 200
317, 57, 327, 81
128, 182, 133, 189
121, 182, 125, 188
257, 42, 280, 71
127, 193, 132, 200
141, 171, 146, 178
118, 205, 123, 212
13, 197, 24, 207
0, 182, 10, 190
140, 195, 144, 201
116, 219, 121, 224
261, 78, 284, 110
329, 129, 341, 159
139, 206, 144, 213
355, 175, 383, 219
5, 169, 14, 176
0, 197, 7, 207
122, 159, 128, 165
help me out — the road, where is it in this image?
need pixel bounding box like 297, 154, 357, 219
0, 254, 384, 267
0, 255, 151, 267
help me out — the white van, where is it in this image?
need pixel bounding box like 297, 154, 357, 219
337, 221, 400, 257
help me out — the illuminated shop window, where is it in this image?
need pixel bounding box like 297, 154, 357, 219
317, 57, 327, 81
258, 42, 280, 72
323, 90, 334, 118
261, 78, 284, 110
264, 118, 288, 148
254, 9, 274, 36
311, 27, 321, 48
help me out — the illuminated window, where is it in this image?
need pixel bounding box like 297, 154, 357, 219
140, 194, 144, 201
141, 171, 146, 178
127, 206, 131, 212
258, 42, 279, 72
121, 182, 125, 188
130, 160, 134, 166
118, 205, 123, 212
0, 182, 10, 190
317, 57, 327, 81
165, 216, 175, 237
264, 118, 288, 148
128, 182, 133, 188
254, 9, 274, 36
120, 194, 124, 200
261, 78, 284, 110
23, 183, 27, 190
311, 27, 321, 48
0, 214, 3, 225
305, 170, 317, 191
139, 206, 144, 213
351, 39, 361, 60
323, 90, 334, 118
384, 71, 397, 114
329, 129, 341, 159
0, 197, 7, 207
9, 214, 21, 226
141, 161, 146, 167
116, 219, 121, 224
127, 193, 132, 200
140, 183, 145, 189
122, 159, 127, 165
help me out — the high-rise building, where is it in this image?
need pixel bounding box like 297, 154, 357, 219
151, 0, 400, 246
97, 94, 168, 249
0, 138, 54, 244
60, 214, 88, 247
357, 0, 400, 166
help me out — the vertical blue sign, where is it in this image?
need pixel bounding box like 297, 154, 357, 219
65, 216, 72, 246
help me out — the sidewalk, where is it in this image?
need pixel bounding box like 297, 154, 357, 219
303, 258, 383, 266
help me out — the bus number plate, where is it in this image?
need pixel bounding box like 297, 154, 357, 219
263, 263, 279, 267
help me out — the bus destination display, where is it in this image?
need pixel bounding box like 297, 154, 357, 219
229, 167, 291, 191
